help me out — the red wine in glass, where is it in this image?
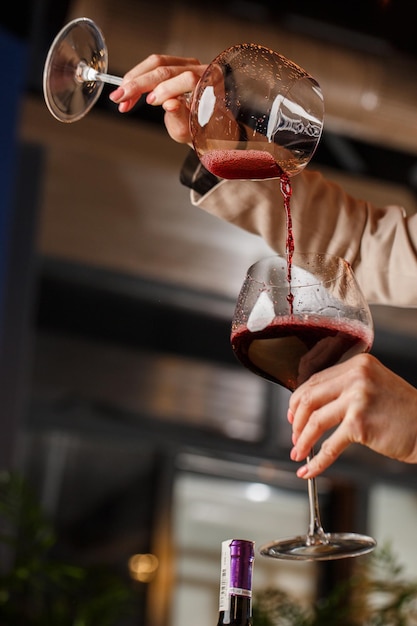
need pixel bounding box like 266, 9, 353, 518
231, 253, 376, 560
231, 316, 373, 392
200, 149, 283, 179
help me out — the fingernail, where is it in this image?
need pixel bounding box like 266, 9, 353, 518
290, 446, 298, 461
109, 87, 125, 102
146, 91, 156, 104
287, 409, 294, 424
297, 465, 308, 479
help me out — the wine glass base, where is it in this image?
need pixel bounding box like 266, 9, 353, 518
43, 17, 108, 123
259, 532, 376, 561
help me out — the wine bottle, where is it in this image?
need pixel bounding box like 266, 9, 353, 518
216, 539, 254, 626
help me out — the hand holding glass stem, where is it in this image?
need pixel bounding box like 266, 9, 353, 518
231, 253, 376, 560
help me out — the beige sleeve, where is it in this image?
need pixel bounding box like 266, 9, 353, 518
191, 170, 417, 307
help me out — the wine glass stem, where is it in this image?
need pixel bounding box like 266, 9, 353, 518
306, 451, 328, 545
80, 63, 123, 86
95, 71, 123, 86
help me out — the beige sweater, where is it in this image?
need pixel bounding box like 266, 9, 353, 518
191, 170, 417, 307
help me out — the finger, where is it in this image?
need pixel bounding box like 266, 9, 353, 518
290, 397, 343, 460
123, 54, 201, 82
120, 62, 204, 104
110, 65, 204, 114
290, 374, 341, 440
109, 87, 143, 111
291, 358, 354, 414
296, 425, 352, 479
290, 357, 359, 435
163, 104, 193, 144
147, 69, 204, 106
116, 97, 139, 113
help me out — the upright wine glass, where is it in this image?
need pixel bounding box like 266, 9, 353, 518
43, 17, 324, 177
231, 252, 376, 561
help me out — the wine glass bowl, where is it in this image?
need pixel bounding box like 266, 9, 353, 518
189, 43, 324, 179
43, 19, 323, 178
231, 253, 376, 561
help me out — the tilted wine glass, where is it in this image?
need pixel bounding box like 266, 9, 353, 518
231, 252, 376, 561
43, 17, 324, 178
43, 17, 123, 123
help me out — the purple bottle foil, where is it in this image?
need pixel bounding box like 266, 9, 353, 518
229, 539, 254, 591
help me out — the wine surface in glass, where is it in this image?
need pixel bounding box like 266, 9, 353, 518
231, 316, 373, 392
200, 149, 283, 179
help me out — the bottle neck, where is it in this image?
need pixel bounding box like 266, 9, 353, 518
217, 539, 254, 626
217, 595, 252, 626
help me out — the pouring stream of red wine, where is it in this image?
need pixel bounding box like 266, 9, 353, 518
201, 150, 295, 310
279, 172, 294, 312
